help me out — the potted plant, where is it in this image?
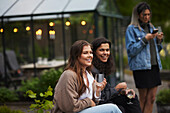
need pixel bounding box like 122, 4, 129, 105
156, 89, 170, 113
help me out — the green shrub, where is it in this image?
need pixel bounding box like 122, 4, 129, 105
156, 89, 170, 104
161, 56, 170, 70
160, 43, 170, 70
17, 77, 40, 95
38, 68, 62, 93
18, 68, 63, 100
0, 105, 24, 113
0, 87, 19, 102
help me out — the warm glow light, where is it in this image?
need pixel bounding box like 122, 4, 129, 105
36, 29, 42, 40
81, 20, 86, 26
49, 30, 55, 39
49, 22, 55, 27
89, 29, 93, 34
49, 30, 55, 35
13, 28, 18, 33
0, 28, 3, 33
26, 26, 30, 31
36, 29, 42, 35
65, 21, 71, 26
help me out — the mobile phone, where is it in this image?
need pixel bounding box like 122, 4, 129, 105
152, 29, 158, 34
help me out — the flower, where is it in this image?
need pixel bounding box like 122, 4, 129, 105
160, 49, 166, 57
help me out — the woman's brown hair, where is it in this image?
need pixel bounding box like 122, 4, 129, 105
65, 40, 92, 96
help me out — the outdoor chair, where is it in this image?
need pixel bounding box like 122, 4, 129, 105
0, 52, 24, 89
5, 50, 23, 77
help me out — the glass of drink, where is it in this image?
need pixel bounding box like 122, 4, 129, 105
127, 91, 133, 104
95, 74, 104, 87
95, 74, 104, 101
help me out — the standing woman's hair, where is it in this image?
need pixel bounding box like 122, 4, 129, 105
92, 37, 115, 76
130, 2, 152, 29
65, 40, 92, 96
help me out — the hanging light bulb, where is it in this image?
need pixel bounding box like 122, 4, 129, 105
0, 28, 3, 33
49, 30, 55, 39
36, 29, 42, 40
26, 26, 30, 31
81, 20, 86, 26
13, 28, 18, 33
65, 20, 71, 26
49, 22, 55, 27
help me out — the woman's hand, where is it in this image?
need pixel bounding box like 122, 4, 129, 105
115, 82, 127, 91
157, 32, 164, 41
97, 78, 107, 91
145, 33, 157, 40
90, 99, 96, 107
125, 89, 136, 98
94, 78, 107, 96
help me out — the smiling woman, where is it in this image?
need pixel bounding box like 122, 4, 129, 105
51, 40, 122, 113
78, 45, 93, 68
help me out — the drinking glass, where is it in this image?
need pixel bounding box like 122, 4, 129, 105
127, 91, 133, 104
95, 74, 104, 101
37, 57, 42, 65
95, 74, 104, 87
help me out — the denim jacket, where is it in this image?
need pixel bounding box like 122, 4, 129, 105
125, 24, 162, 71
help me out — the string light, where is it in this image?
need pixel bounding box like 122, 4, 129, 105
26, 26, 30, 31
81, 20, 86, 26
36, 29, 42, 40
0, 28, 3, 33
65, 20, 71, 26
13, 28, 18, 33
49, 30, 55, 39
49, 22, 55, 27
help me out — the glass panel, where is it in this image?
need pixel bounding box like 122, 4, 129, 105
4, 0, 42, 16
64, 0, 100, 12
34, 0, 69, 14
97, 0, 122, 18
0, 0, 17, 16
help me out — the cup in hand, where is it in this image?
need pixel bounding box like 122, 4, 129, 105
95, 74, 104, 87
98, 74, 104, 82
127, 91, 133, 104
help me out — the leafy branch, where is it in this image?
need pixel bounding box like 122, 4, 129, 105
26, 86, 54, 113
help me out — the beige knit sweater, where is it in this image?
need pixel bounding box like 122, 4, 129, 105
51, 70, 94, 113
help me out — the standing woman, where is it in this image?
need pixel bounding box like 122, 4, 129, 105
125, 2, 164, 113
52, 40, 122, 113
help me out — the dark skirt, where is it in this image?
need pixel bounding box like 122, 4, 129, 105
133, 65, 162, 88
